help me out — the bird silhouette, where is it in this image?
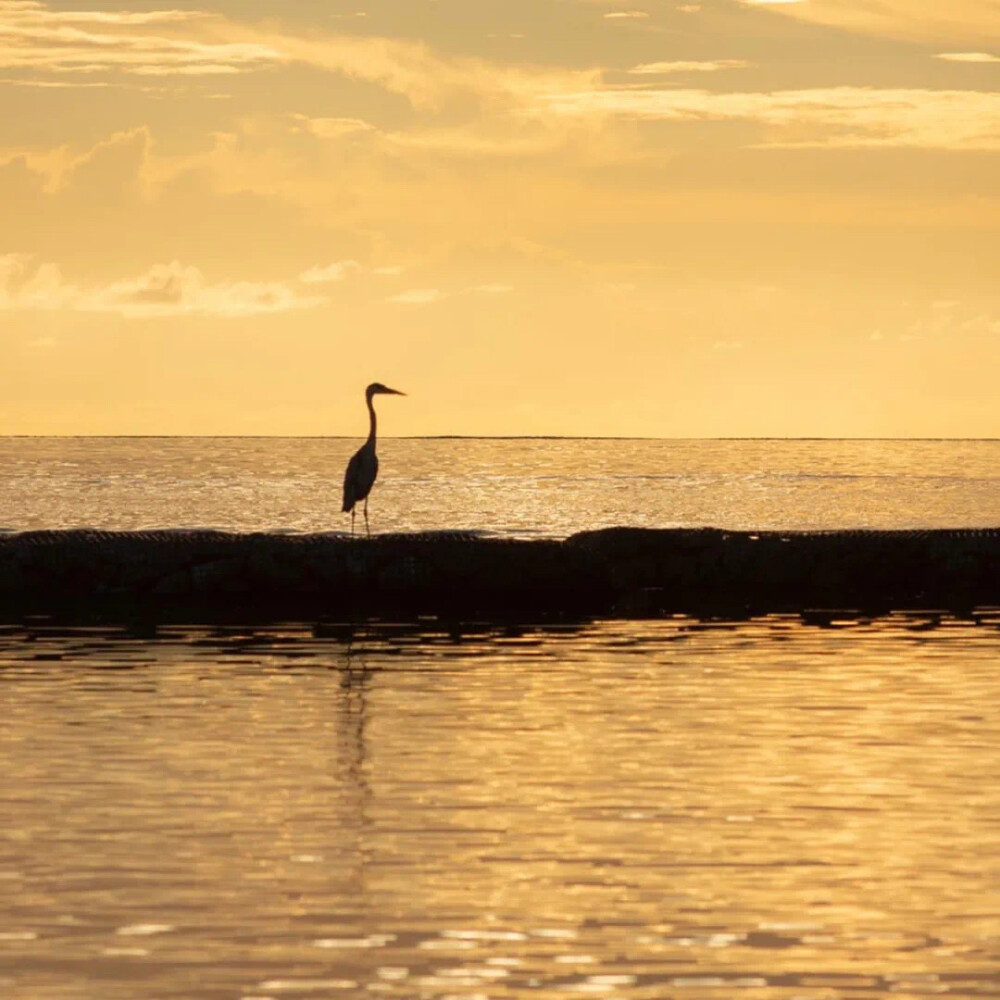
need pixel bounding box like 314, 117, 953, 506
342, 382, 405, 536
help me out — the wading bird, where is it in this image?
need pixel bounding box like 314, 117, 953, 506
342, 382, 406, 536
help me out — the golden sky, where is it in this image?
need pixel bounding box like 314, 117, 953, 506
1, 0, 998, 436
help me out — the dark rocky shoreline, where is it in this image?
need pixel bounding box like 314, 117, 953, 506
2, 527, 999, 623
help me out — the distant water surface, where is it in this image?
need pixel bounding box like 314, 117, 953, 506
1, 617, 998, 999
1, 437, 999, 535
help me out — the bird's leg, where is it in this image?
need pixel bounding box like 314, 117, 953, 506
351, 509, 356, 537
364, 496, 370, 538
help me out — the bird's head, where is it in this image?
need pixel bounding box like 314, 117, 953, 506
366, 382, 406, 398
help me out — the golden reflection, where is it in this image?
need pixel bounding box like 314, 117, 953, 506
0, 619, 996, 998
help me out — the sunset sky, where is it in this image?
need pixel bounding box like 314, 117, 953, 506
1, 0, 998, 436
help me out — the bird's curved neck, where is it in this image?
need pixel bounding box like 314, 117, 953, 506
365, 392, 377, 445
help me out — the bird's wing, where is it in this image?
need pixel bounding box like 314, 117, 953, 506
342, 448, 363, 512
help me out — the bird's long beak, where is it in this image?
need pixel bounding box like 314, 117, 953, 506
385, 387, 406, 396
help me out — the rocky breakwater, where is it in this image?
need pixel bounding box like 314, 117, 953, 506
1, 527, 999, 622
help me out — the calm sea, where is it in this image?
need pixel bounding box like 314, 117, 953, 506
1, 437, 1000, 535
1, 438, 998, 1000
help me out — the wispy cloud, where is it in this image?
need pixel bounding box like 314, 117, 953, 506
0, 0, 283, 81
538, 86, 1000, 150
386, 284, 513, 305
935, 52, 1000, 64
386, 288, 445, 305
290, 115, 376, 139
0, 75, 111, 88
0, 3, 206, 26
627, 60, 750, 75
735, 0, 1000, 45
1, 1, 598, 112
298, 260, 363, 284
215, 18, 599, 111
0, 255, 325, 317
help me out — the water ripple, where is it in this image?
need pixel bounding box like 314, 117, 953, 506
0, 617, 997, 999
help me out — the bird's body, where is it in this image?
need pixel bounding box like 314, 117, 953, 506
341, 446, 378, 516
342, 382, 405, 536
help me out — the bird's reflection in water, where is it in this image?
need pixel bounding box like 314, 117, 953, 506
339, 630, 373, 790
329, 628, 375, 910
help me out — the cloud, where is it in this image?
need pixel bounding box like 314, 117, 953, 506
538, 86, 1000, 150
386, 288, 444, 305
92, 262, 324, 316
214, 18, 599, 111
603, 11, 649, 18
935, 52, 1000, 64
712, 339, 744, 353
736, 0, 1000, 45
0, 3, 206, 26
298, 260, 363, 284
290, 115, 376, 139
0, 125, 154, 195
0, 0, 283, 81
628, 60, 750, 74
385, 284, 512, 305
0, 252, 77, 308
900, 301, 1000, 341
0, 76, 111, 88
0, 255, 325, 317
1, 1, 598, 113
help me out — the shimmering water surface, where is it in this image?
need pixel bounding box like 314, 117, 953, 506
2, 437, 1000, 535
2, 618, 998, 999
1, 439, 999, 998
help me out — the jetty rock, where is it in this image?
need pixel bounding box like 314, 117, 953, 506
1, 527, 999, 623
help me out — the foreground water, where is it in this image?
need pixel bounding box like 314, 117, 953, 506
2, 617, 998, 1000
2, 437, 1000, 535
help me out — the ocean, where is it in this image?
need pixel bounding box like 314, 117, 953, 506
2, 436, 1000, 535
1, 437, 998, 1000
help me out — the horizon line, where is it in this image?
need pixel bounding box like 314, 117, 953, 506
2, 435, 999, 442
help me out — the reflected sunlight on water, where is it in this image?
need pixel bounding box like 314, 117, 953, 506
1, 616, 997, 999
2, 437, 1000, 535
